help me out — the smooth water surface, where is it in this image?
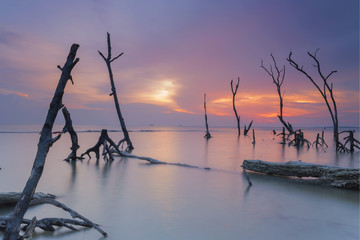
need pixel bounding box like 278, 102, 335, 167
0, 126, 359, 240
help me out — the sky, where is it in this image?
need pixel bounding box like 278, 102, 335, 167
0, 0, 359, 128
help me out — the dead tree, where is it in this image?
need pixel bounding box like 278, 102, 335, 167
1, 193, 106, 237
276, 127, 287, 144
243, 120, 253, 136
288, 129, 311, 148
261, 54, 294, 134
98, 32, 134, 150
51, 107, 81, 161
2, 44, 106, 239
312, 130, 328, 148
252, 129, 256, 145
203, 93, 212, 139
61, 107, 80, 161
230, 78, 241, 135
287, 49, 339, 142
81, 129, 122, 161
337, 130, 360, 152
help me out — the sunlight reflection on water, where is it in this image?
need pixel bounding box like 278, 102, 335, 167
0, 126, 359, 239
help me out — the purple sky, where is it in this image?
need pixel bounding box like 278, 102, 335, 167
0, 0, 359, 128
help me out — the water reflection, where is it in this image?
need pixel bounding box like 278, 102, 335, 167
66, 160, 77, 192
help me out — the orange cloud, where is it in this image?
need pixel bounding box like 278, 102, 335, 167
173, 108, 195, 114
0, 88, 29, 98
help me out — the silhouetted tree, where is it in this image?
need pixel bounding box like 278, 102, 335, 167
252, 129, 256, 145
99, 32, 134, 150
230, 78, 241, 135
287, 49, 339, 142
203, 93, 212, 139
312, 130, 328, 148
243, 120, 253, 136
81, 129, 123, 161
337, 130, 360, 152
230, 77, 253, 136
261, 54, 294, 134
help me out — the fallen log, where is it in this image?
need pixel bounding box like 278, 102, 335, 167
242, 160, 359, 190
0, 192, 55, 206
0, 194, 106, 237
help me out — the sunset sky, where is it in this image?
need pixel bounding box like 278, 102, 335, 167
0, 0, 359, 128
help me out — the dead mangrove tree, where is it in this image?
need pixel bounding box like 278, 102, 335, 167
287, 49, 339, 141
51, 107, 81, 161
230, 78, 241, 135
261, 54, 294, 134
99, 32, 134, 150
3, 44, 106, 239
203, 93, 212, 139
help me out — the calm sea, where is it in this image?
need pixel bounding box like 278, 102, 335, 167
0, 125, 359, 239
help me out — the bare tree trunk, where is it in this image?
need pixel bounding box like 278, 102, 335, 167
98, 32, 134, 150
252, 129, 256, 145
4, 44, 80, 240
0, 192, 55, 206
261, 54, 294, 134
337, 130, 360, 152
230, 78, 241, 135
61, 107, 80, 161
287, 49, 338, 142
243, 120, 253, 136
203, 93, 212, 139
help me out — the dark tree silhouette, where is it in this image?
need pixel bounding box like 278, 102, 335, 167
81, 129, 122, 161
287, 49, 339, 142
337, 131, 360, 152
203, 93, 212, 139
3, 44, 106, 239
4, 44, 73, 238
98, 32, 134, 150
61, 107, 81, 161
230, 77, 253, 136
312, 130, 328, 148
252, 129, 256, 145
261, 54, 294, 134
243, 120, 253, 136
230, 78, 241, 135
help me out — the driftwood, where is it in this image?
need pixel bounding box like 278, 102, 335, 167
203, 94, 212, 139
261, 54, 294, 134
82, 130, 212, 170
0, 192, 55, 206
230, 78, 241, 135
242, 160, 359, 190
81, 129, 122, 161
98, 32, 134, 150
1, 196, 106, 237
